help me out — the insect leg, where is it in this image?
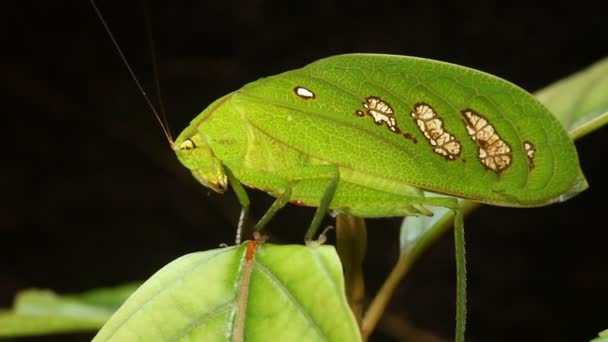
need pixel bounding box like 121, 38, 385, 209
251, 164, 340, 241
253, 164, 340, 242
304, 167, 340, 242
272, 164, 341, 242
253, 185, 293, 233
225, 167, 250, 244
453, 206, 466, 342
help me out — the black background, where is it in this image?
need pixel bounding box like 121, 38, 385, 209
6, 1, 607, 341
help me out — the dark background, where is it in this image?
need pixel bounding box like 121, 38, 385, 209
6, 1, 607, 341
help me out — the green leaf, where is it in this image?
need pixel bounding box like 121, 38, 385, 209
536, 57, 608, 139
399, 56, 608, 253
94, 243, 360, 342
591, 329, 608, 342
0, 283, 139, 337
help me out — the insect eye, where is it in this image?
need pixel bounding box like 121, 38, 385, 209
179, 139, 196, 150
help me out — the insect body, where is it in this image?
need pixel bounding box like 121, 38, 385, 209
172, 56, 587, 342
91, 1, 586, 339
173, 54, 588, 240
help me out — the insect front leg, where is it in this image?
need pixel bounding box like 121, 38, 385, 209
225, 167, 250, 244
226, 166, 295, 244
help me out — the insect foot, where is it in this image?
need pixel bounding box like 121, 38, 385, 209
305, 225, 334, 247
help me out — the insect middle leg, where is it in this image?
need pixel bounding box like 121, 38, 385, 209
227, 164, 341, 242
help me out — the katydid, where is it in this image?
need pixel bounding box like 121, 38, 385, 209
91, 3, 587, 340
170, 54, 587, 342
173, 54, 587, 241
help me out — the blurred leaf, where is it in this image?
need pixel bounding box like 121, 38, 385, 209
0, 283, 139, 337
536, 57, 608, 139
400, 203, 452, 254
94, 243, 360, 341
591, 329, 608, 342
65, 282, 140, 308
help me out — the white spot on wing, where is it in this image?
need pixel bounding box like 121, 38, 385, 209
294, 86, 315, 99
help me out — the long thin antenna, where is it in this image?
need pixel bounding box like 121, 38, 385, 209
142, 0, 173, 141
89, 0, 174, 144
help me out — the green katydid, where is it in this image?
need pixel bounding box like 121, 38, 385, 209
91, 3, 587, 339
170, 54, 587, 341
173, 54, 587, 241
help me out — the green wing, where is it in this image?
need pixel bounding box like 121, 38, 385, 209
232, 54, 587, 207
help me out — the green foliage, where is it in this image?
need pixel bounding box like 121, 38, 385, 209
536, 57, 608, 139
94, 243, 360, 341
591, 329, 608, 342
0, 284, 138, 337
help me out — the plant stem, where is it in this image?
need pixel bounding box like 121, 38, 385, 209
335, 214, 367, 326
361, 247, 415, 340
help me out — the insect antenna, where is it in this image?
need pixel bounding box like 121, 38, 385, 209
142, 0, 173, 142
89, 0, 174, 144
